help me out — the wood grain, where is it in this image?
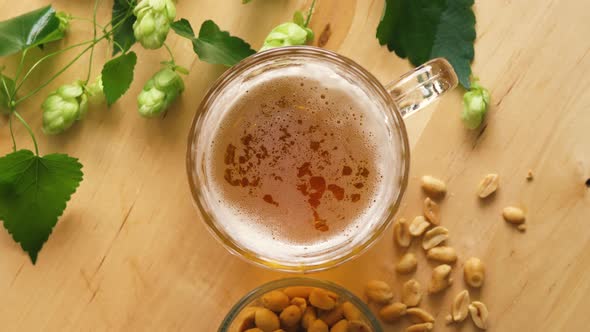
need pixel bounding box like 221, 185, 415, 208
0, 0, 589, 331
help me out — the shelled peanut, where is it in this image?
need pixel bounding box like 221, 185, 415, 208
364, 279, 435, 330
376, 175, 495, 330
231, 286, 374, 332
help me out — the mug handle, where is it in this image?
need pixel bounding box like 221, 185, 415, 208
385, 58, 459, 118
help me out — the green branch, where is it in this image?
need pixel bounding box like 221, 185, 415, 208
13, 111, 38, 155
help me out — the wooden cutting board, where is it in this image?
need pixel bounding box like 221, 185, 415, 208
0, 0, 588, 330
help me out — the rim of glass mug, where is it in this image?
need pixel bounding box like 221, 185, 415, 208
217, 277, 383, 332
186, 46, 458, 272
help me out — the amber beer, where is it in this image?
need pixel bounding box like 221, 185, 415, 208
205, 67, 392, 253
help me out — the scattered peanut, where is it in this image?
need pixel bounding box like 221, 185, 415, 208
302, 307, 317, 329
426, 246, 457, 263
378, 302, 407, 323
401, 279, 422, 307
348, 320, 372, 332
477, 174, 499, 198
469, 301, 489, 330
429, 264, 453, 293
526, 169, 534, 181
409, 216, 431, 236
502, 206, 526, 224
517, 224, 527, 232
308, 319, 329, 332
464, 257, 485, 288
290, 297, 307, 313
331, 319, 349, 332
283, 286, 313, 299
309, 289, 336, 311
261, 290, 290, 312
421, 175, 447, 198
341, 301, 362, 321
423, 197, 440, 225
422, 226, 449, 250
451, 290, 470, 322
279, 305, 302, 327
406, 322, 434, 332
406, 307, 435, 323
394, 218, 412, 247
318, 305, 343, 326
396, 253, 418, 274
365, 280, 394, 304
254, 308, 280, 332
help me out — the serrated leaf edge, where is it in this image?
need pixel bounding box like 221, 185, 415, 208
1, 152, 84, 264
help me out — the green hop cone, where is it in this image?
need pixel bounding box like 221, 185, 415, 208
56, 11, 72, 34
86, 75, 104, 104
0, 74, 15, 115
260, 22, 314, 51
42, 81, 89, 135
137, 67, 184, 117
461, 80, 491, 129
133, 0, 177, 49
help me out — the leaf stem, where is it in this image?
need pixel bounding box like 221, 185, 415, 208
15, 44, 97, 105
304, 0, 317, 27
15, 40, 95, 93
14, 49, 28, 89
1, 74, 11, 101
8, 114, 16, 152
1, 76, 16, 151
13, 111, 38, 155
71, 16, 106, 30
86, 0, 101, 83
112, 40, 125, 54
163, 43, 176, 64
14, 12, 133, 105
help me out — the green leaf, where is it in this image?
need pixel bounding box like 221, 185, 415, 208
112, 0, 137, 55
242, 0, 253, 3
0, 6, 63, 56
170, 19, 195, 39
172, 19, 256, 67
0, 149, 83, 263
194, 20, 256, 66
101, 51, 137, 105
376, 0, 476, 88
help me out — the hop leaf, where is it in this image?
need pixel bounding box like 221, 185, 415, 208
101, 52, 137, 105
171, 19, 256, 66
0, 149, 83, 263
42, 81, 89, 135
112, 0, 138, 55
0, 6, 64, 56
138, 67, 185, 117
376, 0, 476, 89
133, 0, 176, 49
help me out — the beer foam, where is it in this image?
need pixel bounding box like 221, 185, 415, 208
202, 62, 402, 263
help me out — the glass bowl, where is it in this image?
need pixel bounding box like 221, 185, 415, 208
218, 277, 382, 332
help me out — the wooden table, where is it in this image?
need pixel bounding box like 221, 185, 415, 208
0, 0, 588, 330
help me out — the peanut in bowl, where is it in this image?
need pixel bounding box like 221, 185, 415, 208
219, 278, 382, 332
